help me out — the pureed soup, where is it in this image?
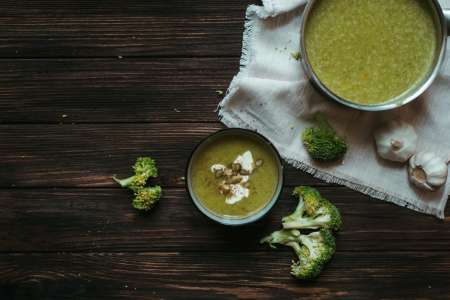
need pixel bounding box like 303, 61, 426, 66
190, 134, 279, 219
304, 0, 439, 105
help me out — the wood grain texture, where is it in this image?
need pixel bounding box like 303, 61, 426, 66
0, 58, 236, 123
1, 123, 329, 188
1, 252, 449, 300
0, 0, 254, 58
1, 187, 448, 253
2, 0, 450, 299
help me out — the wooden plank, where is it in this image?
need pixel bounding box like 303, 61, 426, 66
0, 58, 236, 123
1, 0, 253, 16
1, 251, 449, 300
1, 187, 448, 252
0, 123, 328, 188
0, 1, 254, 58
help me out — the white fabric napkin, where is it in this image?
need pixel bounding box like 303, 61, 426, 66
219, 0, 450, 218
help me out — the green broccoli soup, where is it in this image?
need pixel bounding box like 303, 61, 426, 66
305, 0, 438, 105
190, 134, 279, 219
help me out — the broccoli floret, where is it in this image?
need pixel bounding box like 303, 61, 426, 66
260, 229, 336, 280
132, 186, 162, 211
302, 114, 347, 161
290, 229, 336, 279
113, 157, 158, 191
282, 186, 342, 231
113, 156, 162, 212
261, 186, 342, 280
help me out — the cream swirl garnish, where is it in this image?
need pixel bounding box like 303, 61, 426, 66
210, 151, 263, 205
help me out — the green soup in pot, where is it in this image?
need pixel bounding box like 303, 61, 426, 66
304, 0, 439, 105
190, 135, 279, 219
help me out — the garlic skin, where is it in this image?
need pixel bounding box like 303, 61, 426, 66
408, 152, 449, 191
374, 121, 418, 163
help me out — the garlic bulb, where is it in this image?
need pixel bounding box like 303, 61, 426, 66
408, 152, 449, 191
374, 121, 417, 163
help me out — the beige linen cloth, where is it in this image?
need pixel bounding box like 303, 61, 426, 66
219, 0, 450, 218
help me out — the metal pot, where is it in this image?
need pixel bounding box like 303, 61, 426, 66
300, 0, 450, 111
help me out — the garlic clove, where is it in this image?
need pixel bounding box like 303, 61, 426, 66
408, 151, 449, 191
374, 121, 418, 163
427, 176, 446, 187
417, 152, 435, 166
425, 158, 448, 175
409, 166, 433, 191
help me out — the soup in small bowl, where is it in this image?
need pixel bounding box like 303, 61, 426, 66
186, 129, 283, 226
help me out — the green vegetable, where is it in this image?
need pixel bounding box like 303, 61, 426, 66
133, 186, 162, 211
282, 186, 342, 231
291, 52, 301, 61
113, 157, 162, 211
301, 114, 347, 161
261, 229, 336, 280
114, 157, 158, 191
261, 186, 342, 280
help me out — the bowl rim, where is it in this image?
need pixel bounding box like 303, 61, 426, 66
185, 128, 284, 226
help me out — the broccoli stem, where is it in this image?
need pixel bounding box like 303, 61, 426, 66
283, 214, 331, 230
113, 175, 135, 188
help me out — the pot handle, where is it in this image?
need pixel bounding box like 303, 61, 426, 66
445, 9, 450, 34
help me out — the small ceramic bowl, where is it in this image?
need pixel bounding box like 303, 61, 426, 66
186, 128, 284, 226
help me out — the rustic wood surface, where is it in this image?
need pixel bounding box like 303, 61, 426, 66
1, 1, 449, 299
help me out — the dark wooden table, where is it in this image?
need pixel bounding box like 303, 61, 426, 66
1, 1, 449, 299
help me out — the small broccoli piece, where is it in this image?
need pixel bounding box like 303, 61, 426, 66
261, 229, 336, 280
291, 52, 301, 61
132, 186, 162, 211
282, 186, 342, 231
302, 114, 347, 161
113, 156, 162, 212
113, 157, 158, 191
290, 229, 336, 279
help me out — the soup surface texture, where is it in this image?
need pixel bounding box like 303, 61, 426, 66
305, 0, 438, 105
190, 135, 279, 219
